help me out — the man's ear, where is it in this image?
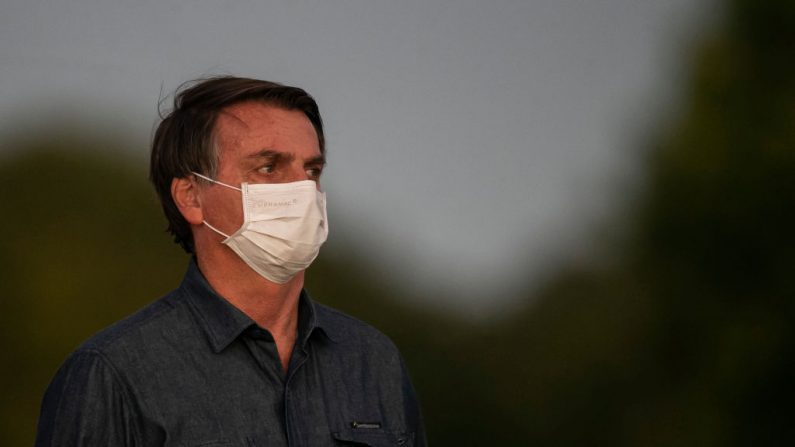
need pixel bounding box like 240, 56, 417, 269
171, 177, 203, 225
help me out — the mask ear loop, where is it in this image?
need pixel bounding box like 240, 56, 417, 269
202, 220, 231, 239
190, 171, 240, 240
191, 171, 242, 191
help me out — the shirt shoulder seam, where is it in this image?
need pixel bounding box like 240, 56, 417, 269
61, 349, 145, 443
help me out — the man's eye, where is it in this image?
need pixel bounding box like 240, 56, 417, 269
306, 167, 322, 178
259, 165, 274, 174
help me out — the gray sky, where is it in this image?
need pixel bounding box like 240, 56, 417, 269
0, 0, 717, 315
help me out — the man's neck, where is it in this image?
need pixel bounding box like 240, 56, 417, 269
196, 249, 303, 371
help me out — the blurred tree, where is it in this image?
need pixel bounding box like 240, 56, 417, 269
0, 137, 187, 444
473, 0, 795, 444
630, 0, 795, 443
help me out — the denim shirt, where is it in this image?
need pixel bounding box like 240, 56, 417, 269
36, 261, 425, 446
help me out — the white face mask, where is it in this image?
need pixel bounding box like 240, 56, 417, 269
192, 172, 328, 284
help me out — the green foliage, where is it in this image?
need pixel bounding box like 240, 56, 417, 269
0, 138, 187, 445
628, 0, 795, 443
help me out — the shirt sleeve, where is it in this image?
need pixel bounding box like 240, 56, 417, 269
401, 356, 427, 447
35, 349, 141, 446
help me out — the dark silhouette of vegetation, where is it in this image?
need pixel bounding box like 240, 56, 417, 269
1, 0, 793, 444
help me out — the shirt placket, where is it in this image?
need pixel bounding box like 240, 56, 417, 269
241, 327, 289, 444
284, 340, 311, 446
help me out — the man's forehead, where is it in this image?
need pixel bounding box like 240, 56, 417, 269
213, 102, 321, 163
216, 102, 278, 131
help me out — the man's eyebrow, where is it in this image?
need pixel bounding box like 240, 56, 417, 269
305, 155, 327, 166
247, 149, 284, 160
246, 150, 325, 166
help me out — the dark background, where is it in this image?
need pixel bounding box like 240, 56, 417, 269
2, 0, 794, 444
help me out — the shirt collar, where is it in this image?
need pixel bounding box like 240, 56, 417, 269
179, 259, 337, 353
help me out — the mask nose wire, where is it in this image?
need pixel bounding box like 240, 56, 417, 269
190, 171, 240, 240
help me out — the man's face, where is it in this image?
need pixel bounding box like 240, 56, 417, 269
198, 101, 325, 236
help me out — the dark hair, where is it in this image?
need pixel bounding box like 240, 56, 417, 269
149, 76, 325, 253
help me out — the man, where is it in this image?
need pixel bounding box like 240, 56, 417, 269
36, 77, 425, 446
